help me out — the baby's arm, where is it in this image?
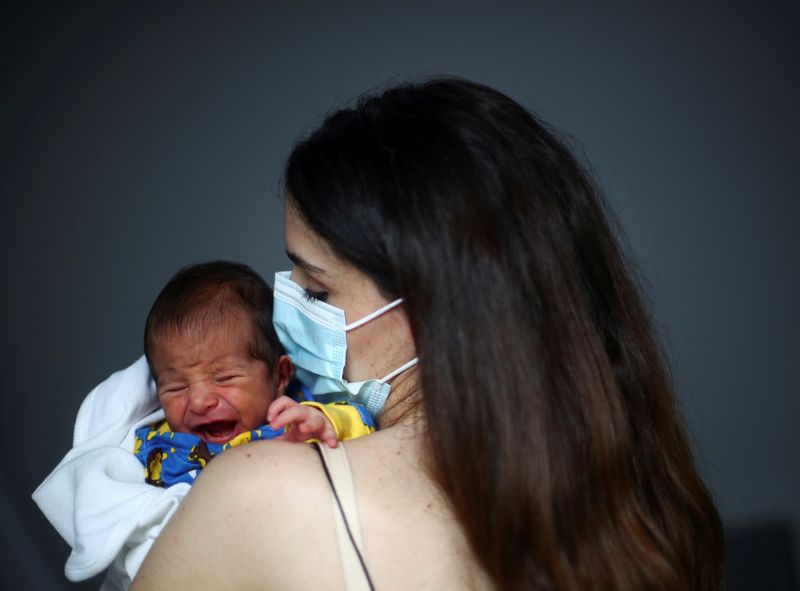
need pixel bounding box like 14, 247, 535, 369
267, 396, 376, 448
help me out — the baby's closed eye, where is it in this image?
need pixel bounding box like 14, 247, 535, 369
214, 374, 241, 384
159, 384, 188, 396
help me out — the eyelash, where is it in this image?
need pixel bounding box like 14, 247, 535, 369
303, 287, 329, 302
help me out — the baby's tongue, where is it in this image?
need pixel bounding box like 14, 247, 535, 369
201, 421, 237, 443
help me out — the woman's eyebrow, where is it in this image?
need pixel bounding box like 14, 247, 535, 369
286, 250, 327, 275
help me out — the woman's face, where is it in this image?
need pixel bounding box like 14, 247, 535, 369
284, 201, 416, 382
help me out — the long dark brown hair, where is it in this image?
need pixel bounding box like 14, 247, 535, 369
285, 77, 724, 590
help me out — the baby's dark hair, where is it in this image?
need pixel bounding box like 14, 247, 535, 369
144, 261, 283, 378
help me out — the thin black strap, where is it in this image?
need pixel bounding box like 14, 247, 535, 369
312, 442, 376, 591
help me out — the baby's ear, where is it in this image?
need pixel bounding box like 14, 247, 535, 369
273, 355, 294, 396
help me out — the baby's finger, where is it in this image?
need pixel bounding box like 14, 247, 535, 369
296, 413, 325, 434
299, 415, 338, 448
267, 396, 298, 423
320, 422, 338, 448
270, 405, 312, 431
276, 425, 305, 443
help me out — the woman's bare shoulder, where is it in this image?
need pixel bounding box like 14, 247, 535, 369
190, 440, 331, 515
196, 439, 335, 529
209, 439, 323, 486
132, 441, 339, 591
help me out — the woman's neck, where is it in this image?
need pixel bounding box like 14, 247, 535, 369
376, 368, 424, 430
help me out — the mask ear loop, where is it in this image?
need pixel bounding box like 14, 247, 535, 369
379, 357, 418, 383
344, 299, 404, 331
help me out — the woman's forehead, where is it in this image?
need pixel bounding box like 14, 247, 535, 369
283, 200, 342, 274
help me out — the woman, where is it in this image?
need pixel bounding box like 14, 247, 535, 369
132, 77, 724, 590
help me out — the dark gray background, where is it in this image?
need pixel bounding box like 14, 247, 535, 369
2, 2, 798, 589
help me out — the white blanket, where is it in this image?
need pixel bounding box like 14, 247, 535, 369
32, 356, 191, 590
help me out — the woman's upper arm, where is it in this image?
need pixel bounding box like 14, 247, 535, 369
131, 441, 334, 591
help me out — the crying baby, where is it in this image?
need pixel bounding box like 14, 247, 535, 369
134, 260, 375, 487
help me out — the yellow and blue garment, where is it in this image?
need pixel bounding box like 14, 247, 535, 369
133, 380, 376, 487
134, 420, 282, 487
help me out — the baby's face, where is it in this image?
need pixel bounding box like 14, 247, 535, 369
149, 323, 275, 444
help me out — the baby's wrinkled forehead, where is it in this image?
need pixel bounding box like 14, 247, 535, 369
145, 274, 282, 382
148, 309, 266, 376
152, 290, 257, 340
158, 306, 256, 345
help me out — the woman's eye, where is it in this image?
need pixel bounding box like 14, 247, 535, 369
303, 287, 329, 302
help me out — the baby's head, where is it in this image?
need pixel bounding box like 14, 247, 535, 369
144, 261, 292, 444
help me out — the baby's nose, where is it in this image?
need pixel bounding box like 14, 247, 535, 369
188, 383, 219, 413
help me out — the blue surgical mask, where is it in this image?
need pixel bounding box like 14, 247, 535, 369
272, 271, 418, 418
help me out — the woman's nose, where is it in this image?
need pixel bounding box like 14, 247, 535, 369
188, 383, 219, 413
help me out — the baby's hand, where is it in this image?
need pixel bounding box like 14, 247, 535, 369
267, 396, 338, 448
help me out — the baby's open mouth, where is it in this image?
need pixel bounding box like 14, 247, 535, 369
198, 421, 238, 444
